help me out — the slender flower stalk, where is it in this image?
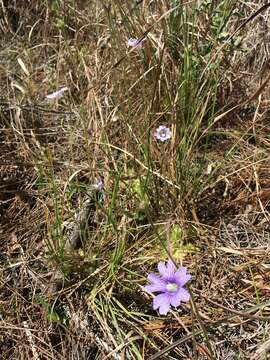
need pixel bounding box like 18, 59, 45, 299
144, 259, 191, 315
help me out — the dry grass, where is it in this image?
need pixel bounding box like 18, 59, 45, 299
1, 1, 270, 359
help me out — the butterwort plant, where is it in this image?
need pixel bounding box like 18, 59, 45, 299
144, 259, 191, 315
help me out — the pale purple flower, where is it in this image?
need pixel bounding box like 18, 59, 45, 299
46, 86, 68, 100
93, 180, 103, 191
144, 259, 191, 315
127, 38, 144, 49
154, 125, 172, 142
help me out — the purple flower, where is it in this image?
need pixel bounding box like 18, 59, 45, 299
93, 180, 103, 191
127, 38, 144, 49
46, 86, 68, 100
154, 125, 172, 142
144, 259, 191, 315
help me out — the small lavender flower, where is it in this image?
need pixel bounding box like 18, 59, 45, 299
154, 125, 172, 142
93, 180, 103, 191
127, 38, 144, 49
46, 86, 68, 100
144, 259, 191, 315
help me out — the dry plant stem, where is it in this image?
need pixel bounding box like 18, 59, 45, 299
102, 335, 142, 360
231, 3, 270, 39
144, 207, 174, 261
22, 321, 40, 360
191, 305, 198, 359
96, 141, 181, 190
149, 299, 270, 360
200, 2, 270, 80
189, 287, 216, 360
3, 103, 74, 115
197, 70, 270, 146
252, 338, 270, 360
109, 1, 193, 71
64, 197, 93, 250
195, 290, 270, 322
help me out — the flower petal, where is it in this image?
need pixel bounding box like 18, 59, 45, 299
175, 287, 190, 303
127, 38, 144, 49
168, 292, 181, 308
175, 266, 187, 276
174, 267, 191, 286
167, 287, 190, 308
157, 262, 167, 277
46, 87, 68, 100
158, 125, 165, 131
165, 259, 175, 278
154, 125, 172, 142
153, 293, 171, 315
144, 283, 166, 293
147, 273, 165, 285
